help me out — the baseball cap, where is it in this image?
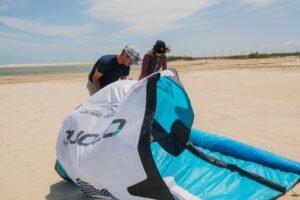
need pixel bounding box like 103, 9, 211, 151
124, 45, 141, 65
153, 40, 166, 54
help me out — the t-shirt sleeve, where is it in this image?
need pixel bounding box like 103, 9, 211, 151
96, 58, 110, 74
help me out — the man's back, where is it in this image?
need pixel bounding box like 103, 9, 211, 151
88, 55, 130, 88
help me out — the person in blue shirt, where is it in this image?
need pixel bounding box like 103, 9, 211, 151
87, 45, 141, 96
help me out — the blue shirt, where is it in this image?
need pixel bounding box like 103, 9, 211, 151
88, 55, 130, 88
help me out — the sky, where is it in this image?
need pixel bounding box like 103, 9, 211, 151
0, 0, 300, 64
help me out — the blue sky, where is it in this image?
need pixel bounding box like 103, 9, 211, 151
0, 0, 300, 64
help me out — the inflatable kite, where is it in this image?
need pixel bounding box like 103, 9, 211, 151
55, 69, 300, 199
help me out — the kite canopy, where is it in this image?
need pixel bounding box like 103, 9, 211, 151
56, 69, 300, 199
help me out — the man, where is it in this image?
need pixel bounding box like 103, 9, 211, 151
87, 45, 141, 96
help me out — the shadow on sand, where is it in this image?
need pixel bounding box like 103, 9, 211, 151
45, 180, 96, 200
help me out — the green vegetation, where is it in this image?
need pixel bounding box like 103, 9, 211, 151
227, 52, 300, 59
167, 52, 300, 61
168, 56, 198, 61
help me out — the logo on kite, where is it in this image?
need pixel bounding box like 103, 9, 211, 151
103, 119, 126, 138
63, 119, 126, 146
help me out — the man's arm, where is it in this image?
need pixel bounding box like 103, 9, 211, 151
162, 55, 167, 70
92, 70, 103, 92
139, 54, 150, 79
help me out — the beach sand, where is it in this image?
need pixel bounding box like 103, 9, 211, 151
0, 57, 299, 199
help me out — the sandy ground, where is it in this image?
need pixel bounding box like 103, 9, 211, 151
0, 57, 300, 199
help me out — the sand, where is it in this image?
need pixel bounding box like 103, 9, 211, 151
0, 57, 299, 199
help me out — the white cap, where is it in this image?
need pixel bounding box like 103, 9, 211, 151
124, 45, 141, 65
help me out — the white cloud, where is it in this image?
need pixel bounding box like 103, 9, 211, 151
0, 0, 9, 11
284, 40, 300, 45
83, 0, 217, 36
0, 16, 94, 38
239, 0, 276, 7
0, 0, 26, 11
0, 0, 9, 10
